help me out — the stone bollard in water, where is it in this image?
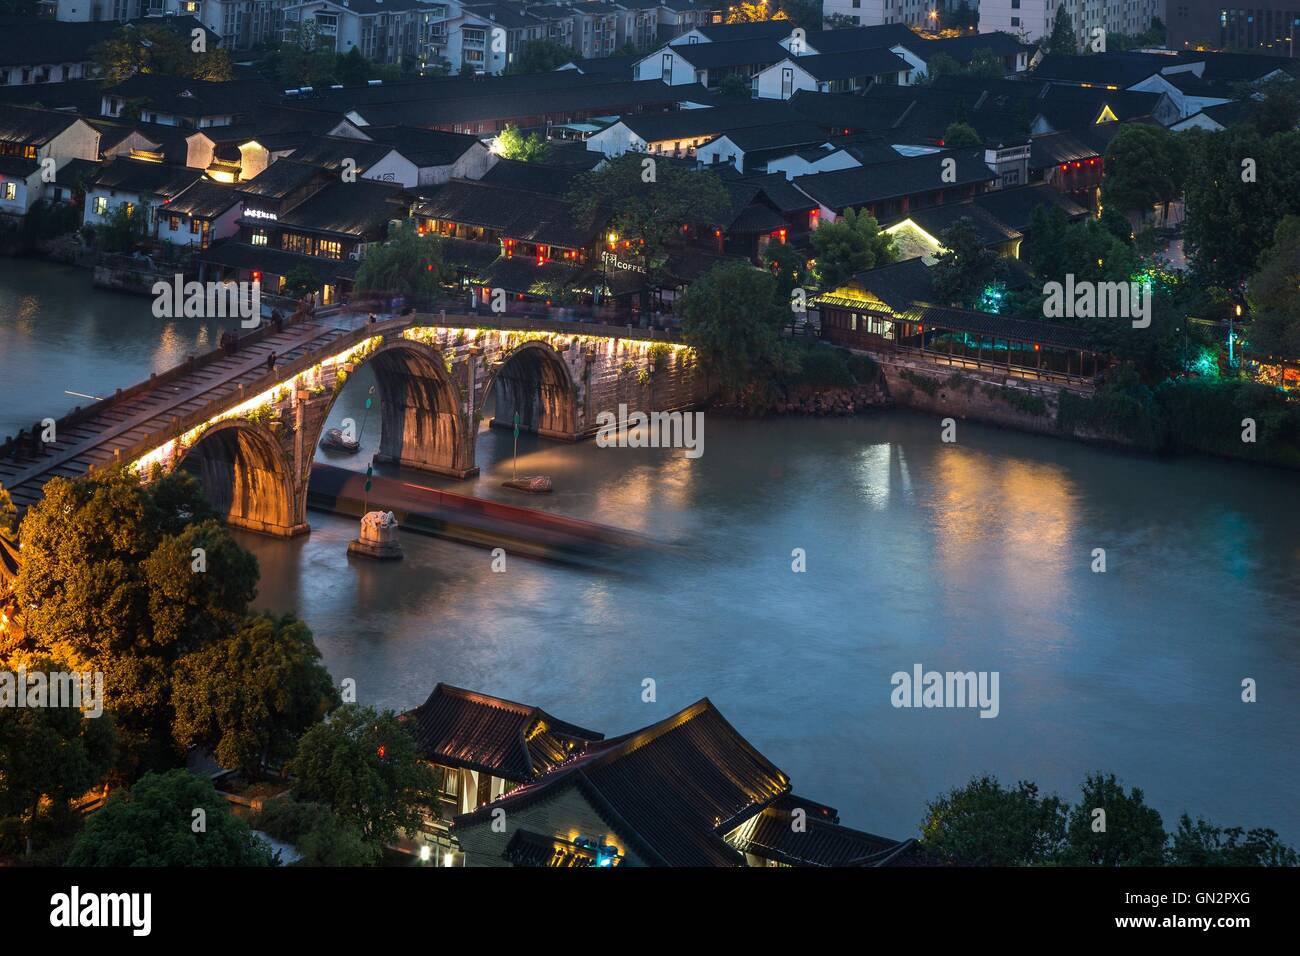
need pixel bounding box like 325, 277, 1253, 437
348, 510, 403, 560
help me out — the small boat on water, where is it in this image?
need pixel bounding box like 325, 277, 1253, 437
503, 475, 553, 494
319, 427, 360, 454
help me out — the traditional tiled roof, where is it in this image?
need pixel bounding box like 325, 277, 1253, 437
0, 104, 86, 146
478, 158, 584, 196
238, 158, 326, 201
666, 37, 788, 70
0, 16, 117, 67
971, 182, 1087, 232
617, 100, 799, 141
890, 203, 1018, 252
719, 120, 828, 153
415, 178, 598, 249
783, 48, 910, 82
696, 20, 794, 42
502, 829, 602, 867
480, 254, 584, 295
101, 75, 277, 120
814, 257, 936, 312
1031, 52, 1169, 88
402, 683, 604, 782
793, 149, 994, 210
350, 78, 705, 128
1028, 130, 1103, 169
800, 23, 918, 55
363, 125, 484, 167
726, 795, 911, 867
286, 136, 393, 174
276, 178, 406, 238
454, 698, 792, 867
902, 304, 1095, 350
198, 240, 360, 282
88, 157, 202, 198
164, 179, 241, 219
898, 30, 1030, 66
787, 89, 914, 133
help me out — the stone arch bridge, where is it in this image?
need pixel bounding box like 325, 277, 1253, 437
0, 314, 707, 538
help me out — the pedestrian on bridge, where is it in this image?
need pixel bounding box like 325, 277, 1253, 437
267, 351, 277, 372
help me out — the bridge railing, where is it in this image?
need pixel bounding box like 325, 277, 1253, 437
409, 310, 684, 343
14, 301, 328, 446
95, 316, 415, 477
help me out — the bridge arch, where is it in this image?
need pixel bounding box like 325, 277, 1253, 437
312, 338, 475, 479
481, 339, 577, 441
177, 419, 305, 538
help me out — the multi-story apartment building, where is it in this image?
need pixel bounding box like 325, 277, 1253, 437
977, 0, 1163, 45
1167, 2, 1300, 52
57, 0, 287, 50
821, 0, 941, 28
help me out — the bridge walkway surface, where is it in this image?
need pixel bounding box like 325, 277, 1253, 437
0, 310, 371, 511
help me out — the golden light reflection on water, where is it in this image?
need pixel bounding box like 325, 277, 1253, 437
928, 446, 1079, 644
591, 453, 695, 532
856, 443, 913, 510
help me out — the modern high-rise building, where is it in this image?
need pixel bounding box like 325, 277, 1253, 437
1167, 2, 1300, 52
978, 0, 1163, 45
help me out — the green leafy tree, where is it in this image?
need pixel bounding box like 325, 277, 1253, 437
290, 704, 438, 849
172, 613, 339, 779
1251, 79, 1300, 137
493, 125, 550, 163
944, 121, 983, 148
66, 769, 276, 866
11, 470, 257, 772
1246, 215, 1300, 359
809, 206, 896, 287
717, 73, 752, 99
568, 154, 731, 308
920, 776, 1069, 865
965, 49, 1007, 80
507, 39, 575, 74
254, 798, 376, 866
0, 483, 15, 542
98, 201, 147, 254
1167, 814, 1299, 866
0, 664, 116, 856
762, 241, 810, 312
1061, 772, 1167, 866
353, 226, 445, 302
92, 24, 231, 84
1101, 124, 1188, 227
272, 22, 338, 87
1047, 5, 1076, 54
282, 265, 319, 299
1183, 126, 1300, 290
932, 217, 1003, 308
680, 260, 793, 403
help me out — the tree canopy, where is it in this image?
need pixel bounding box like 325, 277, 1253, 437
493, 125, 550, 163
11, 470, 257, 771
932, 217, 1004, 309
93, 24, 232, 84
920, 771, 1296, 866
506, 39, 574, 75
353, 225, 445, 303
66, 769, 276, 866
680, 260, 793, 404
1101, 123, 1189, 224
1047, 5, 1076, 55
290, 704, 438, 849
809, 207, 896, 287
0, 663, 116, 856
1245, 214, 1300, 359
172, 613, 339, 780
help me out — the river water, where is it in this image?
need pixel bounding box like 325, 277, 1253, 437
3, 261, 1298, 844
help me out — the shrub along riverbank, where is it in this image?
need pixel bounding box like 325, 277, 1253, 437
1058, 369, 1300, 468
